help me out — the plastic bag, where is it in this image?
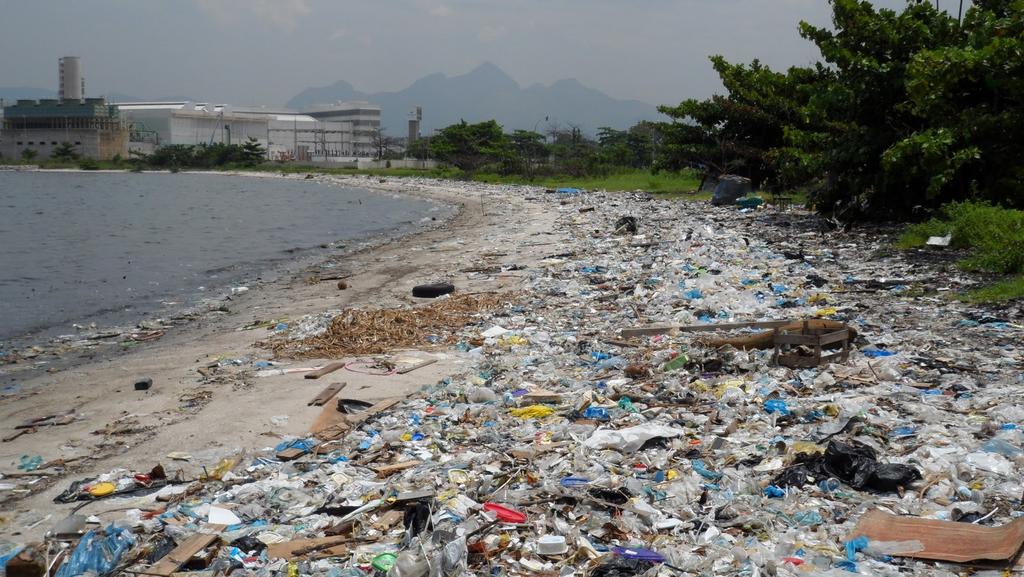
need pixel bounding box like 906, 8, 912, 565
55, 524, 135, 577
583, 425, 685, 452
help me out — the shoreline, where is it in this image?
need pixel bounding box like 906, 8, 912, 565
0, 170, 461, 384
0, 173, 553, 541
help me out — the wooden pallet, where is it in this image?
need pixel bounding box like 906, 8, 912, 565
772, 321, 850, 368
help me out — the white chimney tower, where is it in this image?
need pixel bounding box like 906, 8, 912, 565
59, 56, 83, 102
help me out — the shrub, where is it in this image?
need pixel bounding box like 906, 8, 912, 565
898, 201, 1024, 274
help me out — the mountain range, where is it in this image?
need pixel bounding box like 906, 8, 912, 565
288, 62, 663, 136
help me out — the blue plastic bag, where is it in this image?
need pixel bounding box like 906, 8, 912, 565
764, 399, 790, 416
55, 524, 135, 577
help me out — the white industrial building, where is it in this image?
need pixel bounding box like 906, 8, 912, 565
118, 101, 381, 161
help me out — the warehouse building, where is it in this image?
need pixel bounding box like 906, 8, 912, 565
118, 102, 380, 161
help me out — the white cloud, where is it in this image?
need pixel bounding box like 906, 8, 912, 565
196, 0, 310, 31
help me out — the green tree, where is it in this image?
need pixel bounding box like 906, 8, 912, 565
884, 0, 1024, 207
546, 124, 596, 177
240, 137, 266, 165
429, 120, 510, 172
21, 148, 37, 162
796, 0, 962, 215
657, 57, 815, 189
147, 144, 196, 168
405, 138, 430, 160
51, 141, 79, 162
507, 130, 548, 177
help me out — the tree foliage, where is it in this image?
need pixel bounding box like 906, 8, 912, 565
429, 120, 510, 172
51, 142, 79, 162
658, 0, 1024, 218
143, 140, 266, 168
426, 119, 665, 179
658, 57, 813, 189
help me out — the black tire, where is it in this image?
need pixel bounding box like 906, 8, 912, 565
412, 282, 455, 298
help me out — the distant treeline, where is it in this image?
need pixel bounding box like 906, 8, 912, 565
406, 119, 661, 179
136, 138, 267, 169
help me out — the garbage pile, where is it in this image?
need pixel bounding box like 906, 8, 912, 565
4, 187, 1024, 577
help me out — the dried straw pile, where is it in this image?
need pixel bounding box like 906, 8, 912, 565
269, 293, 514, 358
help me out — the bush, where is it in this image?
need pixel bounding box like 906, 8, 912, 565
898, 201, 1024, 274
78, 158, 100, 170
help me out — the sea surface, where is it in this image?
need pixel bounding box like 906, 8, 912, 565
0, 171, 445, 342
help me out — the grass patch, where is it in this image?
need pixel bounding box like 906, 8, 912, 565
958, 276, 1024, 304
898, 201, 1024, 303
471, 169, 702, 194
897, 201, 1024, 274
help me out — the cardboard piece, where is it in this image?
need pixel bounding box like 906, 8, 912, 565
851, 508, 1024, 564
276, 446, 312, 461
266, 536, 350, 560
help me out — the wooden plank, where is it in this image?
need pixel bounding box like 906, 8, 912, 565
3, 428, 33, 442
345, 397, 402, 424
312, 397, 404, 441
601, 338, 638, 348
310, 402, 348, 437
371, 510, 405, 531
373, 460, 422, 478
308, 382, 347, 406
305, 361, 347, 380
267, 536, 350, 560
149, 533, 220, 576
817, 330, 850, 346
775, 333, 820, 346
621, 320, 792, 339
395, 358, 438, 375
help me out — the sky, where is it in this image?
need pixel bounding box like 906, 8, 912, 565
0, 0, 967, 108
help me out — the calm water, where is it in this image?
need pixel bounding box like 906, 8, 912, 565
0, 172, 444, 341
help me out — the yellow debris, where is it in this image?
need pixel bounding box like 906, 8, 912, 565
510, 405, 556, 419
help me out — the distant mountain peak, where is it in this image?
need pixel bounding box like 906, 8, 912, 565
468, 61, 507, 77
286, 63, 662, 135
453, 62, 519, 90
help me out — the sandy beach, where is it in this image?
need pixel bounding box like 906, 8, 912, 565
0, 173, 554, 540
